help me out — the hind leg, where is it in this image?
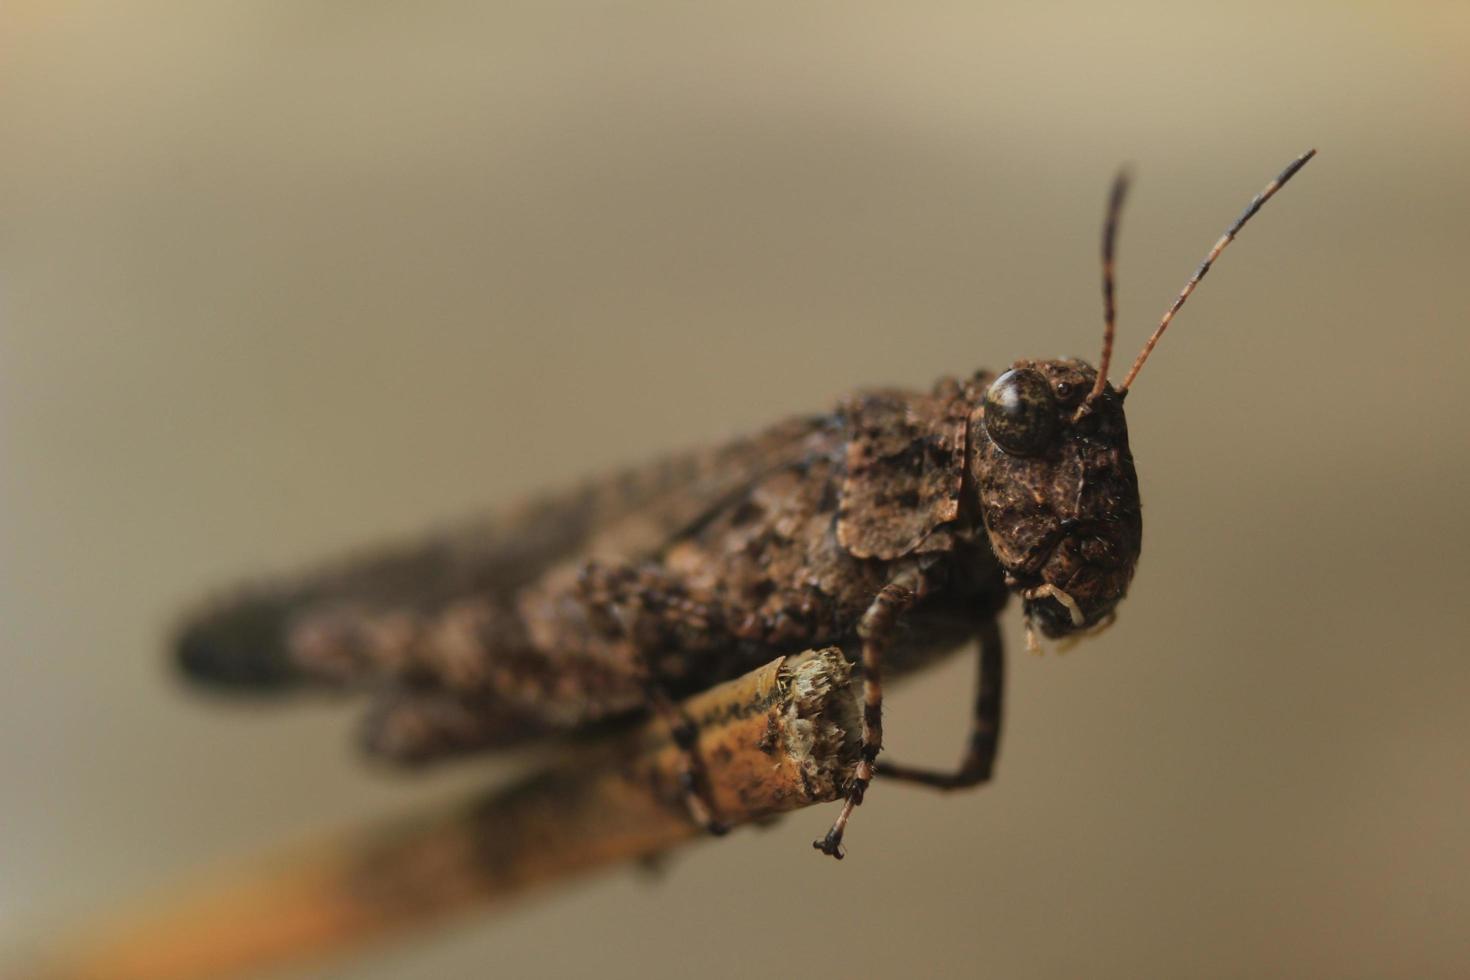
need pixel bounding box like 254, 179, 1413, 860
295, 559, 740, 836
521, 560, 734, 834
358, 683, 558, 765
282, 597, 516, 691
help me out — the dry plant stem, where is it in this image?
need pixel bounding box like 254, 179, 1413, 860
31, 649, 858, 980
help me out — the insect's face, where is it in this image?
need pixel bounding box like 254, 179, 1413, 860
969, 359, 1142, 638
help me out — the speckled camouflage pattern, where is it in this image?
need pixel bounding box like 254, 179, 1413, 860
178, 362, 1136, 755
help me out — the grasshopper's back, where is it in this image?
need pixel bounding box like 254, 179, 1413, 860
177, 378, 1008, 756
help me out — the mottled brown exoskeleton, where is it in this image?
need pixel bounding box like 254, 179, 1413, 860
177, 151, 1314, 857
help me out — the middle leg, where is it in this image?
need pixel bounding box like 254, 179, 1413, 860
874, 617, 1005, 790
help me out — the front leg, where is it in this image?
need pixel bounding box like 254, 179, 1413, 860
875, 617, 1004, 790
813, 578, 917, 859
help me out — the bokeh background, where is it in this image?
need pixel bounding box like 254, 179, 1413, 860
3, 3, 1469, 978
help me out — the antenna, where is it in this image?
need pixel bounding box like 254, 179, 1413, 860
1085, 168, 1132, 407
1117, 149, 1317, 394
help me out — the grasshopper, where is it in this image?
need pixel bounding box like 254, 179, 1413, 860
177, 150, 1314, 858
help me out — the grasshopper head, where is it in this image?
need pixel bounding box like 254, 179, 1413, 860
969, 359, 1142, 638
969, 150, 1313, 638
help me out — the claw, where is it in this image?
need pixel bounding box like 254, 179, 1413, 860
813, 832, 846, 859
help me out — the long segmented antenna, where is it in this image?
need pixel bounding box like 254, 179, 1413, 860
1085, 168, 1132, 407
1117, 148, 1316, 394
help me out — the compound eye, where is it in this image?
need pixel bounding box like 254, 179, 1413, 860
983, 369, 1058, 456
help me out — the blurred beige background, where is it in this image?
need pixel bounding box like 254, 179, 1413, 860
3, 3, 1469, 978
